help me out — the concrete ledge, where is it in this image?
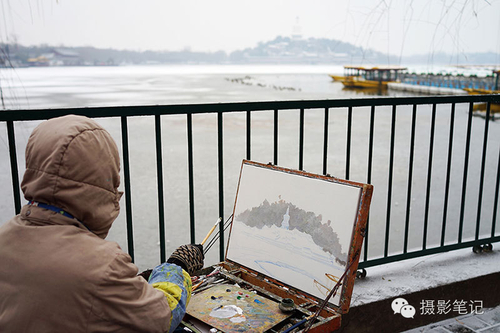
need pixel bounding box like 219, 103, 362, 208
338, 247, 500, 332
339, 272, 500, 332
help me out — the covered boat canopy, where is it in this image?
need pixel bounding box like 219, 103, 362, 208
343, 65, 408, 82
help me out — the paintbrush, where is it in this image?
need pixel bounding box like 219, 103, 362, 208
190, 221, 222, 293
303, 253, 360, 332
201, 217, 222, 246
192, 277, 227, 294
203, 215, 233, 255
191, 279, 206, 292
282, 314, 315, 333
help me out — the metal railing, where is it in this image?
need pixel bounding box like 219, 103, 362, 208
2, 94, 500, 270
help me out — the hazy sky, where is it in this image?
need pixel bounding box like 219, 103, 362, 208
2, 0, 499, 58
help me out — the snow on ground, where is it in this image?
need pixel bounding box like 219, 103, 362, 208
351, 247, 500, 307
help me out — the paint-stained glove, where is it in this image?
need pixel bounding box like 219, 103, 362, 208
148, 263, 191, 333
167, 244, 204, 276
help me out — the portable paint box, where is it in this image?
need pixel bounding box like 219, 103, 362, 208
185, 160, 373, 333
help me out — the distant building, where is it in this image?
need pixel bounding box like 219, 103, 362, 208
27, 55, 50, 66
28, 48, 81, 66
292, 17, 303, 40
52, 48, 81, 65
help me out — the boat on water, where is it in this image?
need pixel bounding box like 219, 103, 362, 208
469, 91, 500, 115
472, 103, 500, 114
328, 74, 346, 82
463, 70, 499, 94
331, 66, 407, 89
464, 70, 500, 114
463, 88, 500, 95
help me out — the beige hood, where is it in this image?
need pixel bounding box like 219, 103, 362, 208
21, 115, 122, 238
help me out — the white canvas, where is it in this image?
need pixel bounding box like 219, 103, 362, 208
226, 163, 362, 306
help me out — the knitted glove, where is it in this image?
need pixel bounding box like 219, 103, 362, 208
167, 244, 204, 276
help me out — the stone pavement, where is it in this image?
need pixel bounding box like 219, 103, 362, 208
403, 305, 500, 333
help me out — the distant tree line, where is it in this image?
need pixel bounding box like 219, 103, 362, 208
1, 36, 497, 67
0, 43, 227, 66
0, 35, 388, 66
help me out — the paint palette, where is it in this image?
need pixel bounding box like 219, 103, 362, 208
186, 284, 290, 333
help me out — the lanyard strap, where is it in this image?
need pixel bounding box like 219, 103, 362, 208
28, 201, 93, 233
29, 201, 76, 219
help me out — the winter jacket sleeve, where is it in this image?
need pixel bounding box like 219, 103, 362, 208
91, 253, 172, 333
148, 263, 192, 333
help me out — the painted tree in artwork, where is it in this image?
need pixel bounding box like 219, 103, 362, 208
236, 198, 347, 263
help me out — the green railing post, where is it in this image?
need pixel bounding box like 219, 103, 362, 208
217, 111, 225, 261
155, 115, 166, 262
120, 116, 134, 261
187, 113, 196, 245
384, 105, 397, 257
7, 121, 21, 215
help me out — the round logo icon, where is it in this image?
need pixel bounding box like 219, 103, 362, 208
391, 297, 409, 314
400, 305, 416, 319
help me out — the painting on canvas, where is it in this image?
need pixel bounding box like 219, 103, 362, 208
226, 161, 362, 306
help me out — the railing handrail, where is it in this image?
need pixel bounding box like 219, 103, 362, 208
2, 94, 500, 121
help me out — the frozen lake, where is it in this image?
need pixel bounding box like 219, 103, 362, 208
0, 64, 499, 272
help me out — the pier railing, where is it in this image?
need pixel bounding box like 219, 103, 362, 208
400, 73, 499, 91
2, 94, 500, 272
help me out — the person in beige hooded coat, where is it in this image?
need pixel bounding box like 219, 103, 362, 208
0, 115, 204, 333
